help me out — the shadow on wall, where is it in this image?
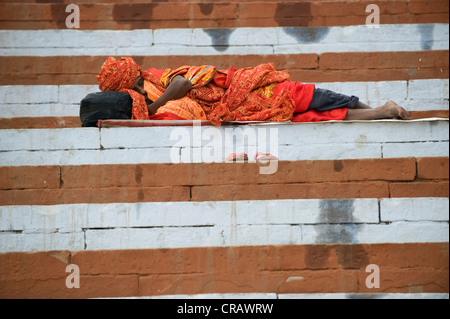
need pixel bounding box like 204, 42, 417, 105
417, 24, 435, 50
275, 2, 330, 43
201, 2, 330, 52
49, 1, 335, 51
203, 29, 235, 52
304, 199, 370, 269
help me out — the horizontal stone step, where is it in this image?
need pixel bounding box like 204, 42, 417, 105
2, 158, 448, 190
1, 24, 448, 56
1, 111, 449, 129
0, 198, 448, 252
0, 80, 447, 120
0, 117, 83, 129
1, 180, 448, 206
1, 1, 448, 30
0, 242, 448, 298
0, 157, 448, 205
2, 51, 448, 85
1, 198, 447, 231
0, 120, 448, 166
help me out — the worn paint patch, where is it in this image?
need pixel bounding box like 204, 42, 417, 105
203, 29, 235, 52
333, 160, 344, 172
198, 3, 214, 16
318, 199, 357, 225
282, 27, 330, 43
417, 24, 435, 50
135, 166, 143, 184
304, 199, 369, 269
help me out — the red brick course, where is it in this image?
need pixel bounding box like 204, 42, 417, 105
1, 51, 448, 85
0, 243, 447, 298
417, 157, 449, 180
0, 165, 61, 190
0, 0, 447, 30
0, 117, 82, 129
0, 157, 448, 205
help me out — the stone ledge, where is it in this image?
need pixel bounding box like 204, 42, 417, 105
0, 118, 447, 165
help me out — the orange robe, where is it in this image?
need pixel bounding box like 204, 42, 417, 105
142, 63, 348, 125
143, 63, 296, 125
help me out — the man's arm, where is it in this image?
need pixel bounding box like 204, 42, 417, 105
147, 75, 192, 115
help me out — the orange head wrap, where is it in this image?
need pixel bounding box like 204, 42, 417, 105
96, 56, 149, 120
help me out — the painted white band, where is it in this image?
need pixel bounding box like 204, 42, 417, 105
0, 198, 448, 252
110, 293, 449, 299
0, 79, 448, 118
0, 24, 448, 56
0, 119, 448, 165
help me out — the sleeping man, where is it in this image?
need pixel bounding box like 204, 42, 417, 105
96, 56, 411, 126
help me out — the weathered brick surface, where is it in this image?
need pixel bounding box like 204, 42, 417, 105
417, 157, 449, 180
0, 243, 447, 298
320, 51, 449, 70
60, 158, 417, 188
0, 186, 191, 205
191, 181, 391, 201
1, 158, 447, 205
1, 51, 448, 85
389, 181, 449, 198
408, 0, 449, 14
0, 117, 82, 129
0, 165, 60, 190
0, 0, 447, 30
0, 275, 139, 299
0, 250, 69, 282
358, 268, 449, 293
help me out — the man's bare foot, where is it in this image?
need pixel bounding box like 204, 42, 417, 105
379, 100, 411, 120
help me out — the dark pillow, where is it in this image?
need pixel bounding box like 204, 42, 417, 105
79, 91, 132, 127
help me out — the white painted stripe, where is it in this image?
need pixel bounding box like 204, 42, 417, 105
141, 293, 279, 299
112, 293, 449, 299
316, 79, 449, 112
0, 140, 447, 166
1, 221, 447, 252
0, 231, 85, 253
0, 85, 96, 118
0, 148, 175, 166
98, 120, 450, 148
381, 141, 449, 159
0, 24, 447, 56
0, 119, 448, 165
0, 104, 81, 118
278, 293, 449, 299
0, 85, 60, 104
0, 128, 100, 151
0, 198, 448, 252
380, 198, 449, 222
0, 199, 381, 231
0, 80, 447, 119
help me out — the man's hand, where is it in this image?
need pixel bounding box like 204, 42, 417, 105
130, 76, 146, 95
130, 75, 192, 115
148, 76, 192, 115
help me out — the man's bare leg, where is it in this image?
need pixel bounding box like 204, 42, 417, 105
355, 101, 372, 109
344, 100, 411, 120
